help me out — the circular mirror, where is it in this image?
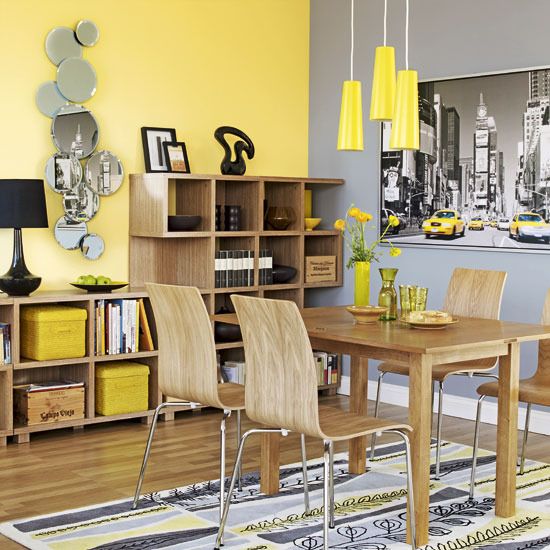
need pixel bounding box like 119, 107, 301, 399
36, 81, 68, 118
85, 150, 124, 195
54, 217, 87, 250
45, 27, 82, 66
75, 20, 99, 47
63, 182, 100, 222
51, 104, 99, 158
45, 152, 82, 194
57, 57, 97, 103
81, 233, 105, 260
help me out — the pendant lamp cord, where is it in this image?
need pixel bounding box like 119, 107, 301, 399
350, 0, 355, 80
405, 0, 409, 70
383, 0, 387, 46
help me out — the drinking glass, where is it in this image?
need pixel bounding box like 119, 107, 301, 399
399, 285, 412, 319
409, 286, 428, 311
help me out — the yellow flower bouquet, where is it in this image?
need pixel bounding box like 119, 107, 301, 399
334, 205, 401, 269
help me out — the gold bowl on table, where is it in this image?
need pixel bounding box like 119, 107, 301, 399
346, 305, 388, 324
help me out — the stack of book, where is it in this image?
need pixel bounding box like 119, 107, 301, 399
313, 351, 339, 386
259, 249, 273, 285
0, 323, 11, 365
221, 360, 246, 384
95, 298, 154, 355
215, 250, 255, 288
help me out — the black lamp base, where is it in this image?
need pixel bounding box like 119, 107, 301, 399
0, 229, 42, 297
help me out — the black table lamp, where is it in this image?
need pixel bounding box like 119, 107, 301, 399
0, 179, 48, 296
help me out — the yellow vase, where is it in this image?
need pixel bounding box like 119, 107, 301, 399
354, 261, 370, 306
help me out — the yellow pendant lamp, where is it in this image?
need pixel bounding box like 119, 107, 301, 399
370, 0, 396, 121
389, 0, 419, 150
337, 0, 363, 151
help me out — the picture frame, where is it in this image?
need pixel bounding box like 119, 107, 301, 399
162, 141, 191, 173
141, 127, 177, 173
379, 65, 550, 254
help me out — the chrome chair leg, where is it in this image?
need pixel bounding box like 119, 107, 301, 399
386, 430, 417, 550
323, 439, 331, 550
215, 428, 288, 550
328, 439, 335, 528
236, 409, 242, 491
369, 371, 386, 460
469, 395, 485, 500
434, 381, 444, 480
431, 381, 435, 436
520, 403, 532, 475
219, 410, 231, 523
132, 402, 183, 509
300, 433, 310, 514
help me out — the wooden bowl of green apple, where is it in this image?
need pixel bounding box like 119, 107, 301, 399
71, 275, 128, 293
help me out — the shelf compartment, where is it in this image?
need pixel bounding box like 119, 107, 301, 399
260, 235, 301, 286
168, 177, 213, 232
216, 179, 260, 231
130, 236, 213, 288
263, 287, 304, 308
304, 233, 343, 287
264, 180, 303, 231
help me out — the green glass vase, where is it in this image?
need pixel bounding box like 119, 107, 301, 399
354, 261, 370, 306
378, 267, 398, 321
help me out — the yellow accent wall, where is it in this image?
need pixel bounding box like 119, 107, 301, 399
0, 0, 310, 290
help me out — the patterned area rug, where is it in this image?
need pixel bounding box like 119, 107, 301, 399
2, 440, 550, 549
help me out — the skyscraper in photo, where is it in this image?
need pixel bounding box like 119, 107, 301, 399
473, 93, 489, 212
529, 69, 550, 99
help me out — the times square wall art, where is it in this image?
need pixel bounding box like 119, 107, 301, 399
380, 67, 550, 252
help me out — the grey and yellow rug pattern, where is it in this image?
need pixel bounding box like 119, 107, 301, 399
2, 440, 550, 549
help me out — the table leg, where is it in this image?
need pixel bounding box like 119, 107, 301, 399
409, 353, 432, 546
260, 432, 280, 495
349, 356, 368, 474
495, 342, 519, 517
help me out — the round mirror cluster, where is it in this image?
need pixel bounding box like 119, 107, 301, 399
37, 20, 123, 261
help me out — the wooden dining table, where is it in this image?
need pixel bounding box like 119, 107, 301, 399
215, 305, 550, 546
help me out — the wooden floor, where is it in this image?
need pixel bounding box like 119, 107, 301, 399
1, 395, 548, 549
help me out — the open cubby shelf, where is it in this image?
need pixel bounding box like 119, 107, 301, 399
0, 289, 169, 444
130, 174, 344, 396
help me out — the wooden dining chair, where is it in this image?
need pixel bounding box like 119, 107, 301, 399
371, 267, 507, 479
132, 284, 310, 520
469, 289, 550, 498
215, 295, 416, 550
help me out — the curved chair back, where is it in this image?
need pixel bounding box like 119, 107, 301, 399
146, 283, 223, 408
443, 267, 507, 319
536, 289, 550, 378
231, 294, 323, 439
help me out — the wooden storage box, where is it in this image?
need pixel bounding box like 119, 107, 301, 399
14, 382, 85, 426
20, 305, 87, 361
305, 256, 337, 283
95, 361, 150, 416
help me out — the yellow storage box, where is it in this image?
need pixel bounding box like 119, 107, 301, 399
20, 305, 87, 361
95, 362, 150, 416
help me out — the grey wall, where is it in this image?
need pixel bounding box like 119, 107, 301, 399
308, 0, 550, 398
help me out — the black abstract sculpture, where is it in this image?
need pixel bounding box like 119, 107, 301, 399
214, 126, 255, 176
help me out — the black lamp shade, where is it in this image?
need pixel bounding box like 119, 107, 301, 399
0, 179, 48, 229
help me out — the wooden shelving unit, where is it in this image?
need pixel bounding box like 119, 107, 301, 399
129, 173, 344, 389
0, 289, 204, 445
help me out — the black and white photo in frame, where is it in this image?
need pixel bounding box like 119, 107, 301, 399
141, 127, 177, 173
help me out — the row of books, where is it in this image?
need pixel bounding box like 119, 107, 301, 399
214, 249, 275, 288
219, 352, 338, 387
313, 351, 339, 386
94, 299, 154, 355
215, 250, 255, 288
221, 360, 246, 384
0, 323, 11, 365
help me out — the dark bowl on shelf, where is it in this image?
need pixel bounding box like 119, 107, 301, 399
168, 215, 202, 231
272, 264, 297, 284
70, 282, 128, 293
214, 322, 242, 342
265, 206, 295, 230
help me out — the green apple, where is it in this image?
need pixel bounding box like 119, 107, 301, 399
76, 275, 87, 284
96, 275, 110, 285
84, 275, 97, 285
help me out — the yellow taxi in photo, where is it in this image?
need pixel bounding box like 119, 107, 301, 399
468, 217, 484, 231
490, 219, 498, 228
509, 212, 550, 243
422, 210, 465, 238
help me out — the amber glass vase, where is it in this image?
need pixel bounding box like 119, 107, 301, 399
378, 267, 398, 321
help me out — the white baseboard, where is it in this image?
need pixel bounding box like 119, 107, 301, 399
337, 374, 550, 436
